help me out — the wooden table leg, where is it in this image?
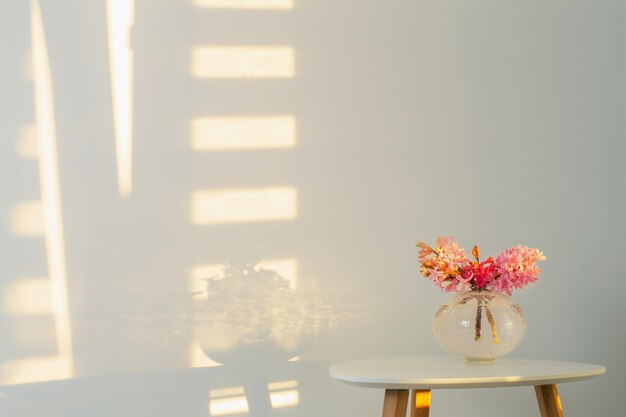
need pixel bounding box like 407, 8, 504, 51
535, 384, 564, 417
381, 389, 409, 417
410, 389, 431, 417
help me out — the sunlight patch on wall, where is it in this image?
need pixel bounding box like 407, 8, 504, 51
2, 278, 53, 316
209, 386, 249, 416
257, 258, 297, 288
190, 187, 297, 225
10, 200, 44, 236
191, 116, 296, 151
268, 380, 299, 409
0, 356, 72, 386
16, 125, 38, 159
31, 0, 74, 378
189, 342, 222, 368
191, 46, 295, 79
193, 0, 293, 9
106, 0, 135, 197
190, 264, 225, 300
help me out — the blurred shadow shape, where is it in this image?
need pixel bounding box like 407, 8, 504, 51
191, 261, 361, 369
194, 262, 302, 365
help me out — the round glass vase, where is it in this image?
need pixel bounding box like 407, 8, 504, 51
432, 289, 526, 362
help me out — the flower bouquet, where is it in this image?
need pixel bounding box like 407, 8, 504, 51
416, 236, 545, 360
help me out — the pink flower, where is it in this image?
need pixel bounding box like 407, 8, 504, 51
491, 245, 546, 295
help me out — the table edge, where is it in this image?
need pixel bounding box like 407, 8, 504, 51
329, 364, 606, 389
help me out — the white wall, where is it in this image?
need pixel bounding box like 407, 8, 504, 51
1, 1, 624, 416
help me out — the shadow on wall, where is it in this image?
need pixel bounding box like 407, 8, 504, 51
0, 360, 337, 417
0, 1, 370, 416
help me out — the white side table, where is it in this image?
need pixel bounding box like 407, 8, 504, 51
330, 356, 605, 417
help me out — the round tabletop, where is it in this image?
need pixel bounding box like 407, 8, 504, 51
329, 356, 605, 389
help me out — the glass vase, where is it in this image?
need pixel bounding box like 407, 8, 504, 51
432, 289, 526, 361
